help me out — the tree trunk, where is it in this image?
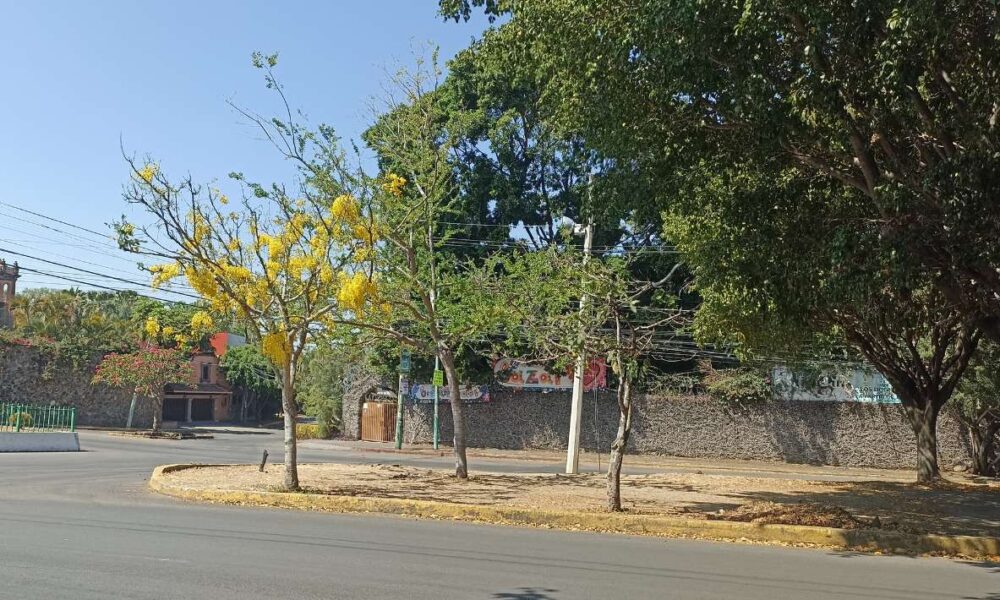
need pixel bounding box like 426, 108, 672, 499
907, 403, 941, 483
970, 422, 1000, 476
281, 374, 299, 491
126, 391, 138, 430
607, 377, 633, 512
151, 391, 163, 433
439, 347, 468, 479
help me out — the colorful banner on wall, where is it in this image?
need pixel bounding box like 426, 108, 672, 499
771, 366, 900, 404
492, 358, 607, 392
408, 383, 491, 404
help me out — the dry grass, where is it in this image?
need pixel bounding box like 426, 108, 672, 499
162, 463, 1000, 537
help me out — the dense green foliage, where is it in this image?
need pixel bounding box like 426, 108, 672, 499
3, 289, 222, 369
953, 342, 1000, 475
218, 344, 281, 424
296, 344, 349, 438
699, 361, 772, 408
440, 0, 1000, 482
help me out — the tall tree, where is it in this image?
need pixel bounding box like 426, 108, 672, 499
443, 0, 1000, 341
212, 56, 507, 479
664, 162, 980, 482
115, 55, 363, 488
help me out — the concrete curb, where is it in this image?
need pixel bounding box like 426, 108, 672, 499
0, 432, 80, 452
149, 464, 1000, 560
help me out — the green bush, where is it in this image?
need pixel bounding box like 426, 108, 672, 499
699, 360, 771, 406
7, 412, 33, 428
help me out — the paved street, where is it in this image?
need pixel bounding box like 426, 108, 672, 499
1, 430, 997, 599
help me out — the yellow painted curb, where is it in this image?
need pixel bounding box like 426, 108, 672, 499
149, 464, 1000, 559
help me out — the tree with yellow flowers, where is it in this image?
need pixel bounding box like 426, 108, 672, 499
115, 135, 371, 489
233, 54, 500, 479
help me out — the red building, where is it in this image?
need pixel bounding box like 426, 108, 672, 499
162, 332, 245, 424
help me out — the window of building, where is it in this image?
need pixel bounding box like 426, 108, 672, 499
200, 363, 211, 383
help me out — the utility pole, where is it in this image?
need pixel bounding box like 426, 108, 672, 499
395, 349, 410, 450
566, 177, 595, 475
433, 354, 441, 450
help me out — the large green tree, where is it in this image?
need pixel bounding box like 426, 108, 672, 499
443, 0, 1000, 341
444, 0, 998, 482
664, 161, 980, 482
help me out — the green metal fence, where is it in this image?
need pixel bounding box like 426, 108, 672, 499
0, 403, 76, 432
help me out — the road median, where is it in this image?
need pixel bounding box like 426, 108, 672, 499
149, 464, 1000, 559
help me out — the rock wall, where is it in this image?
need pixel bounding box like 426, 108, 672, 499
353, 389, 972, 470
0, 346, 150, 428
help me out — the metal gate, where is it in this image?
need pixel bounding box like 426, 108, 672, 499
360, 401, 396, 442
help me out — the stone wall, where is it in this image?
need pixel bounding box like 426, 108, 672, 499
0, 346, 150, 428
348, 389, 973, 470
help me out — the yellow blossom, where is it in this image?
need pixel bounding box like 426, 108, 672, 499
190, 311, 214, 333
161, 325, 177, 338
331, 194, 360, 222
351, 223, 378, 245
137, 163, 158, 184
261, 331, 290, 365
382, 173, 407, 197
144, 317, 161, 338
337, 272, 375, 312
219, 194, 229, 205
149, 263, 181, 289
318, 264, 334, 285
185, 266, 219, 298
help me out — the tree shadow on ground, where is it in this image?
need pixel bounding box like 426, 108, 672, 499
727, 481, 1000, 536
493, 588, 558, 600
830, 551, 1000, 571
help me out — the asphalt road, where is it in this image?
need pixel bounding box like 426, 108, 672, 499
0, 430, 997, 600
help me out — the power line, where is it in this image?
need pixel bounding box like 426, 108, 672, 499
0, 239, 198, 292
0, 200, 113, 240
16, 266, 194, 305
0, 246, 202, 300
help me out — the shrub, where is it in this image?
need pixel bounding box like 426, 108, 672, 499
295, 423, 328, 440
699, 360, 771, 406
7, 412, 33, 428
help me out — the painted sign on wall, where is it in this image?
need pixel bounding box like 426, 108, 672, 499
771, 366, 899, 404
493, 358, 607, 392
409, 384, 491, 404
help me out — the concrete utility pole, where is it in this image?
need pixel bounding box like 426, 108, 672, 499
566, 179, 595, 474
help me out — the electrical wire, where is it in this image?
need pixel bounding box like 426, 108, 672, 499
15, 266, 195, 305
0, 246, 201, 300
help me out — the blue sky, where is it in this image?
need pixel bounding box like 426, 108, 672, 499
0, 1, 488, 296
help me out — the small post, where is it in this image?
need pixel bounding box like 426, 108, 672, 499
259, 449, 269, 472
69, 407, 76, 432
14, 405, 22, 433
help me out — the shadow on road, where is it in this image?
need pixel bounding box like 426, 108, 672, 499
493, 587, 558, 599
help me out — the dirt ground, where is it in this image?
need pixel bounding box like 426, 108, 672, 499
163, 463, 1000, 537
